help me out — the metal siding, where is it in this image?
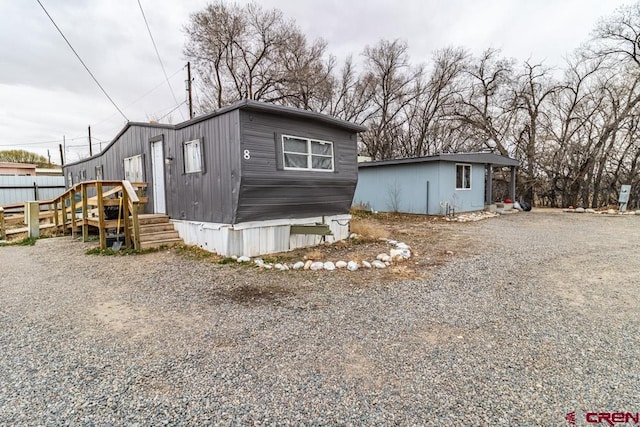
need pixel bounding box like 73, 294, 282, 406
63, 113, 241, 223
62, 105, 361, 225
169, 110, 240, 224
353, 164, 440, 214
0, 176, 66, 205
236, 110, 358, 222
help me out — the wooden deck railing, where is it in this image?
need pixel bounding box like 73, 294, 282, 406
0, 180, 147, 249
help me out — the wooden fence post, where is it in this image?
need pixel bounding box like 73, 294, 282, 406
96, 181, 106, 250
122, 189, 131, 249
70, 188, 76, 238
81, 183, 88, 242
0, 207, 5, 241
25, 201, 40, 239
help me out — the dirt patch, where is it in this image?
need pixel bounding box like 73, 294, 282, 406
212, 284, 297, 306
257, 211, 484, 282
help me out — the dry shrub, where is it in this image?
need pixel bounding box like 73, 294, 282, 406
303, 249, 323, 260
350, 218, 389, 240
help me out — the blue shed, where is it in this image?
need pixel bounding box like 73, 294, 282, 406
353, 152, 519, 215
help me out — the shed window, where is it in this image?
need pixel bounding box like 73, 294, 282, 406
183, 139, 202, 173
456, 164, 471, 189
282, 135, 334, 171
124, 154, 144, 182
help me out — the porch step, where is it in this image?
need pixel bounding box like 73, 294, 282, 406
134, 214, 183, 249
139, 230, 181, 243
136, 214, 171, 225
137, 222, 177, 233
139, 237, 182, 250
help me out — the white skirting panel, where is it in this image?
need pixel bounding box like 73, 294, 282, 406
171, 214, 351, 257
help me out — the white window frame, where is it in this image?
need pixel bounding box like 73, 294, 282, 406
124, 154, 144, 183
282, 134, 334, 172
183, 139, 202, 173
455, 163, 472, 190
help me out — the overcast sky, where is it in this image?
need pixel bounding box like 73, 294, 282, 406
0, 0, 629, 164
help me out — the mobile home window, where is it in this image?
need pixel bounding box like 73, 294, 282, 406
95, 165, 103, 180
124, 154, 144, 182
456, 164, 471, 189
183, 139, 202, 173
282, 135, 334, 171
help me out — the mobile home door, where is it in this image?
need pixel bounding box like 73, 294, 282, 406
150, 139, 166, 214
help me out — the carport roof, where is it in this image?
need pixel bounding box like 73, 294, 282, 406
358, 152, 519, 168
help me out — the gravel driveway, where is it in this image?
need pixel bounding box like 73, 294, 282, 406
1, 210, 639, 425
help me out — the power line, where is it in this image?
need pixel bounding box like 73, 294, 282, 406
137, 0, 185, 121
157, 101, 187, 122
0, 136, 90, 148
36, 0, 129, 122
91, 65, 185, 129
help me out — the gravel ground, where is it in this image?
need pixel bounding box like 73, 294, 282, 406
1, 209, 639, 426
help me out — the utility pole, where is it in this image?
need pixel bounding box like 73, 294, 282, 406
47, 149, 51, 165
88, 125, 93, 156
63, 135, 66, 163
59, 144, 64, 166
186, 61, 194, 120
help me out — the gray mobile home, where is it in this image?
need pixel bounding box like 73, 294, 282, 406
353, 153, 519, 215
63, 100, 366, 256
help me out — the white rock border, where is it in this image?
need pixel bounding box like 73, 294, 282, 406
233, 238, 413, 272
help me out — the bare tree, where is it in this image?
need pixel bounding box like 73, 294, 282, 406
184, 2, 332, 111
399, 47, 467, 157
592, 3, 640, 66
453, 48, 516, 156
511, 61, 560, 204
359, 39, 422, 160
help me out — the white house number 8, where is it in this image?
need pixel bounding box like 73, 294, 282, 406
243, 150, 251, 160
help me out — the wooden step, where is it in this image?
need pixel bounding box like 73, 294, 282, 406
137, 223, 177, 233
139, 230, 180, 242
137, 214, 171, 225
140, 237, 183, 250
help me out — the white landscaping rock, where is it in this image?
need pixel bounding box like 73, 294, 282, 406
274, 263, 288, 271
347, 261, 359, 271
395, 242, 410, 250
254, 258, 264, 266
323, 261, 336, 271
335, 261, 347, 268
237, 256, 251, 263
371, 260, 386, 269
376, 253, 391, 262
585, 208, 596, 213
349, 233, 359, 239
304, 260, 313, 270
293, 261, 305, 270
575, 207, 585, 213
310, 262, 324, 271
387, 240, 398, 245
362, 261, 372, 269
390, 248, 411, 259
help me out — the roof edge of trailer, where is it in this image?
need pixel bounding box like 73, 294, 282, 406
357, 152, 519, 168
